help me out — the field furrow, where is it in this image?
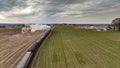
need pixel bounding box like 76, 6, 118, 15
0, 28, 47, 68
35, 26, 120, 68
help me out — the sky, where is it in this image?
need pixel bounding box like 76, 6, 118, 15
0, 0, 120, 24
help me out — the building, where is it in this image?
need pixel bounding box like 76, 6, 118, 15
112, 18, 120, 31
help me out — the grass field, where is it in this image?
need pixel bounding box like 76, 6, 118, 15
36, 26, 120, 68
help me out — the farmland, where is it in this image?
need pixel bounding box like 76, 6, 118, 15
35, 26, 120, 68
0, 28, 46, 68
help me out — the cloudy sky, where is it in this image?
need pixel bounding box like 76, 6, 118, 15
0, 0, 120, 24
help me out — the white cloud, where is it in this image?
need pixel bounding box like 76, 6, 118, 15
54, 11, 83, 17
0, 6, 35, 17
8, 6, 35, 15
68, 0, 103, 10
0, 0, 120, 24
98, 7, 120, 13
0, 15, 6, 19
21, 6, 34, 14
53, 0, 103, 18
0, 0, 47, 23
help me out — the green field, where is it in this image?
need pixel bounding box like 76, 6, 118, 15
36, 26, 120, 68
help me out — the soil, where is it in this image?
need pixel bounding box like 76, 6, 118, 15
0, 28, 46, 68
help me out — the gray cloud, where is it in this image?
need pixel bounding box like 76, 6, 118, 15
47, 0, 85, 6
0, 0, 27, 11
0, 0, 120, 24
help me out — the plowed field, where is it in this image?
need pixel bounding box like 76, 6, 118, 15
0, 28, 46, 68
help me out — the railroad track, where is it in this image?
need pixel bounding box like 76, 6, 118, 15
17, 29, 52, 68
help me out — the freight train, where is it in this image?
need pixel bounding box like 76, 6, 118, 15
17, 29, 52, 68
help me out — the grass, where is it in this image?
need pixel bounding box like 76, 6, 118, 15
36, 26, 120, 68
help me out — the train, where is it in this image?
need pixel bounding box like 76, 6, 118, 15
17, 29, 52, 68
